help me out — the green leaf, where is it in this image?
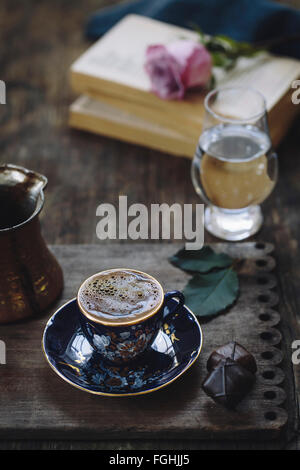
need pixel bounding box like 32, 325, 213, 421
194, 28, 265, 74
205, 34, 260, 56
214, 34, 239, 48
169, 246, 232, 274
210, 51, 236, 69
183, 268, 239, 318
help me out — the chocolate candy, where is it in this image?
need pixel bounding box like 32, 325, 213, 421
202, 342, 257, 409
202, 358, 255, 409
207, 341, 257, 375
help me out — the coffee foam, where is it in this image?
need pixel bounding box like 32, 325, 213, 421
78, 270, 163, 323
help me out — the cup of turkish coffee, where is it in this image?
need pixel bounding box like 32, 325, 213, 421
77, 268, 184, 364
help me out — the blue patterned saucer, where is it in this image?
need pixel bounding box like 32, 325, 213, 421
42, 298, 203, 396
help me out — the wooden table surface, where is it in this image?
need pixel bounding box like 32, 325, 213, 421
0, 0, 300, 450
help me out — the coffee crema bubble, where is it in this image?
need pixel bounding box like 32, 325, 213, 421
78, 269, 164, 324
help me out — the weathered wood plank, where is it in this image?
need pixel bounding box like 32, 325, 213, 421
0, 0, 299, 450
0, 243, 296, 441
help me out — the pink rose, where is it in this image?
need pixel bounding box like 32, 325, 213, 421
144, 40, 212, 100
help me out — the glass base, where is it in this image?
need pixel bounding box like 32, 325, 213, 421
204, 205, 263, 241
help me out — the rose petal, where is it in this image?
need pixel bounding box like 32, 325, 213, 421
167, 40, 212, 89
145, 45, 185, 100
182, 45, 212, 88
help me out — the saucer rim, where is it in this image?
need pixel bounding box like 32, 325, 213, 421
42, 297, 203, 397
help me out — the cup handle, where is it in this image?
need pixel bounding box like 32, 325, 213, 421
78, 314, 98, 351
163, 291, 185, 319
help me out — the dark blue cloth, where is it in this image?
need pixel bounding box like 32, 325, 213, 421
86, 0, 300, 59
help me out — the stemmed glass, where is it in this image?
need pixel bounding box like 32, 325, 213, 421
191, 86, 278, 241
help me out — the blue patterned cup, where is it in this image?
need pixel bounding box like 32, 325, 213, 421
77, 269, 184, 365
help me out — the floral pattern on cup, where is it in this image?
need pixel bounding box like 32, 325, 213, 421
79, 314, 161, 364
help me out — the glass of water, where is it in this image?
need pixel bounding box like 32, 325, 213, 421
191, 86, 278, 241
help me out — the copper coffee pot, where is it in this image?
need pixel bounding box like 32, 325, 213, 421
0, 164, 63, 323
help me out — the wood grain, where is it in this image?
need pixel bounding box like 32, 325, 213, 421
0, 0, 299, 450
0, 243, 296, 441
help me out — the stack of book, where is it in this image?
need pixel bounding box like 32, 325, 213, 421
69, 14, 300, 158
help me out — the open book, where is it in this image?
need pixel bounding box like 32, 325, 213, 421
69, 14, 300, 157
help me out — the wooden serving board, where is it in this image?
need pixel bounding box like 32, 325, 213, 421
0, 243, 298, 441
